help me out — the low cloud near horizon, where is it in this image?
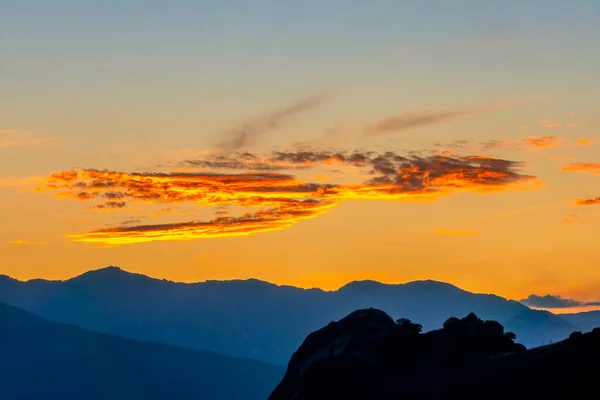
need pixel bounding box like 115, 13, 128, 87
520, 294, 600, 309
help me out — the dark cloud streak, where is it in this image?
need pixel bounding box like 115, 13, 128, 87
216, 94, 329, 151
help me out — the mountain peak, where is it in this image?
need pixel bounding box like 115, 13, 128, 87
338, 280, 385, 291
403, 279, 463, 291
70, 266, 144, 282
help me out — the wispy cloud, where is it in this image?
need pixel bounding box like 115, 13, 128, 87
480, 136, 594, 151
87, 200, 127, 210
539, 120, 562, 128
0, 129, 56, 149
560, 163, 600, 175
365, 109, 475, 134
539, 119, 581, 129
38, 149, 538, 245
216, 93, 329, 151
364, 97, 531, 135
435, 230, 478, 236
479, 139, 518, 150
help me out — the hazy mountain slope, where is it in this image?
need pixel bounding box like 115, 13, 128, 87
335, 279, 527, 330
502, 308, 577, 348
561, 310, 600, 332
0, 267, 331, 364
0, 267, 577, 364
0, 301, 283, 400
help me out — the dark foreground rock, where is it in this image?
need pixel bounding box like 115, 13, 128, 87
270, 308, 600, 399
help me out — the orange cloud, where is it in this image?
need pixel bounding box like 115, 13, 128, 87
435, 230, 478, 236
522, 136, 566, 149
9, 240, 48, 245
574, 197, 600, 206
38, 151, 538, 245
562, 214, 579, 223
480, 136, 572, 151
575, 139, 597, 147
560, 163, 600, 175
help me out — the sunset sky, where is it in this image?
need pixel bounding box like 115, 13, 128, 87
2, 1, 599, 307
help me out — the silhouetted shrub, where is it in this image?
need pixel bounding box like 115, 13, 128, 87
443, 317, 460, 329
569, 331, 583, 340
395, 318, 422, 335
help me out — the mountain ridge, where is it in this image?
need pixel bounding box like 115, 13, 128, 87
0, 266, 489, 293
0, 265, 589, 364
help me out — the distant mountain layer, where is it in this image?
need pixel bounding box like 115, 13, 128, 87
562, 310, 600, 333
0, 301, 283, 400
269, 308, 600, 399
0, 266, 587, 364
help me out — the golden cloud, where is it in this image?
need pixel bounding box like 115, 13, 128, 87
575, 139, 597, 147
522, 136, 566, 149
560, 163, 600, 175
38, 151, 539, 245
9, 240, 48, 245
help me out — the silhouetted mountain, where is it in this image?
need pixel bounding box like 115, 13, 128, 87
0, 301, 282, 400
562, 310, 600, 333
269, 308, 600, 399
0, 267, 580, 364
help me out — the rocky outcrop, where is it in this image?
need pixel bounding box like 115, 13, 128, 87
269, 308, 397, 399
269, 308, 600, 400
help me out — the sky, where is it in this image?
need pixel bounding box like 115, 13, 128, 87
1, 1, 600, 307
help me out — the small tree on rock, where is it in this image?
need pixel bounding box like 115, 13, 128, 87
395, 318, 423, 335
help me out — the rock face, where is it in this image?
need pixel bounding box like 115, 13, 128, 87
288, 308, 396, 371
269, 309, 397, 400
269, 308, 600, 399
